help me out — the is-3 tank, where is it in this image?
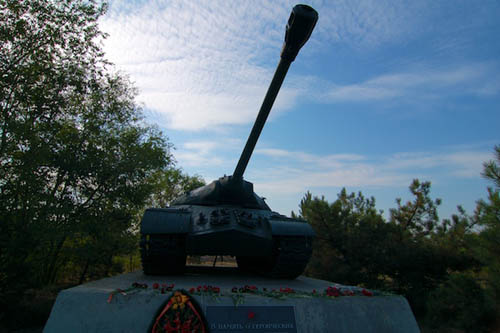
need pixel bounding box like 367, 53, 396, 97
140, 5, 318, 279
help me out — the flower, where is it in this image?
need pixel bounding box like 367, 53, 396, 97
279, 287, 295, 294
248, 311, 256, 319
326, 286, 340, 297
189, 287, 195, 293
152, 283, 159, 289
231, 287, 238, 293
171, 291, 189, 311
342, 290, 355, 296
362, 289, 373, 297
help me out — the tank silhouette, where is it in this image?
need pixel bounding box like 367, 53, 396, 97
140, 5, 318, 279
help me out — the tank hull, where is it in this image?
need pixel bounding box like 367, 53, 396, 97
140, 205, 314, 278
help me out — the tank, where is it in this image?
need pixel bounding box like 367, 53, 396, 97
140, 5, 318, 279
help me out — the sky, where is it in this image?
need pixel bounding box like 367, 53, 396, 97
99, 0, 500, 219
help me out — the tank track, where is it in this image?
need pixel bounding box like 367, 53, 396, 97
237, 235, 313, 279
140, 234, 186, 275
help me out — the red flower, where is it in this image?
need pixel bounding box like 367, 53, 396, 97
362, 289, 373, 297
326, 286, 340, 297
343, 290, 355, 296
312, 289, 316, 294
152, 283, 159, 289
279, 287, 295, 294
213, 287, 220, 293
189, 287, 195, 293
248, 311, 256, 319
231, 287, 238, 293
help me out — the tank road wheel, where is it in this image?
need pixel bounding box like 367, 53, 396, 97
140, 234, 186, 275
260, 235, 313, 279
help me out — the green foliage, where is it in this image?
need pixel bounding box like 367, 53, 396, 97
147, 168, 205, 207
301, 180, 479, 319
475, 145, 500, 298
301, 190, 394, 289
389, 179, 441, 237
425, 273, 496, 333
0, 0, 173, 296
481, 145, 500, 189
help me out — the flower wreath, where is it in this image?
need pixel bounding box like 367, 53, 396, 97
149, 289, 208, 333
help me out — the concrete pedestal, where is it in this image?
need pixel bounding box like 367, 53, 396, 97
44, 267, 420, 332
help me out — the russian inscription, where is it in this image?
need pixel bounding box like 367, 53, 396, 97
206, 306, 297, 333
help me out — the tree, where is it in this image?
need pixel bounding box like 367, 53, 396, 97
300, 189, 395, 289
301, 180, 478, 319
147, 168, 205, 208
0, 0, 172, 295
482, 145, 500, 189
475, 145, 500, 295
389, 179, 441, 238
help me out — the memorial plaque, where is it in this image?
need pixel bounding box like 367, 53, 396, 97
206, 306, 297, 333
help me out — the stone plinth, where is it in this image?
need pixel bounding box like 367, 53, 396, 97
44, 267, 420, 332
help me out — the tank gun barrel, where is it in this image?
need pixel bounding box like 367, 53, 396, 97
232, 5, 318, 180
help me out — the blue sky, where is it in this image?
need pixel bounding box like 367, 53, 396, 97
100, 0, 500, 219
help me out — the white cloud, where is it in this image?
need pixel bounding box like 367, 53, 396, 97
256, 148, 365, 169
325, 64, 497, 102
173, 138, 243, 169
99, 0, 454, 130
313, 0, 424, 46
174, 140, 223, 167
251, 148, 490, 195
100, 0, 500, 131
100, 0, 299, 130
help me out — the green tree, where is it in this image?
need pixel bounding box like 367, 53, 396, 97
0, 0, 171, 295
389, 179, 441, 238
300, 189, 395, 289
301, 180, 478, 319
148, 168, 205, 208
476, 145, 500, 296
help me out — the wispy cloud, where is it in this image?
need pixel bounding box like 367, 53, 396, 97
99, 0, 450, 130
256, 148, 364, 169
173, 137, 243, 170
101, 1, 500, 131
313, 0, 424, 46
251, 147, 491, 195
174, 140, 224, 167
324, 64, 499, 102
100, 1, 298, 130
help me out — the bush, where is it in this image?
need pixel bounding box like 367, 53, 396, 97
425, 273, 496, 332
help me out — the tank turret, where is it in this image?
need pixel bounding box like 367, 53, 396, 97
140, 5, 318, 279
